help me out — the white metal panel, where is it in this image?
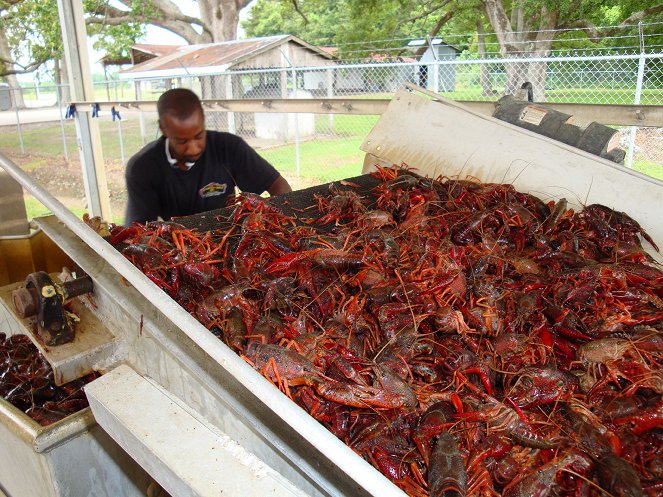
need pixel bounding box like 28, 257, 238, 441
86, 365, 310, 497
0, 401, 150, 497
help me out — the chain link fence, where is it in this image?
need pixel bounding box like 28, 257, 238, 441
118, 53, 663, 172
0, 52, 661, 220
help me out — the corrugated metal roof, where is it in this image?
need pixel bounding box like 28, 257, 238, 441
120, 35, 333, 79
131, 44, 182, 58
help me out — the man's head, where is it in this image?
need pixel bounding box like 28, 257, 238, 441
157, 88, 206, 169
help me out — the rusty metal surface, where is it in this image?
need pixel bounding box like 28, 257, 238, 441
122, 36, 293, 74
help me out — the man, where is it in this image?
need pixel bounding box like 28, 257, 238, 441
124, 88, 292, 225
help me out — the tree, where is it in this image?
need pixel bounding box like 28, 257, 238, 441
243, 0, 467, 59
85, 0, 254, 45
481, 0, 663, 99
245, 0, 663, 99
0, 0, 255, 81
0, 0, 65, 106
242, 0, 346, 45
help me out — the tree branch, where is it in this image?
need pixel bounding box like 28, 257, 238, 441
404, 0, 452, 24
0, 55, 49, 77
86, 0, 210, 43
412, 10, 455, 57
562, 4, 663, 42
289, 0, 308, 25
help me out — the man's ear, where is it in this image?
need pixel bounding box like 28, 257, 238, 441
158, 120, 165, 135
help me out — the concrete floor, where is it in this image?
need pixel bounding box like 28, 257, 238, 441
0, 107, 63, 126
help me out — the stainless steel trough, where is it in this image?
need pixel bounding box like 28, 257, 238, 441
0, 85, 661, 497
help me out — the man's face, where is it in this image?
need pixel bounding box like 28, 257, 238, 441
160, 109, 206, 169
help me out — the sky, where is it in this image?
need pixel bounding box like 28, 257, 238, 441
18, 1, 255, 81
90, 0, 255, 73
88, 0, 199, 75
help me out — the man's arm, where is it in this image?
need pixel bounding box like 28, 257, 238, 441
124, 157, 161, 225
266, 175, 292, 196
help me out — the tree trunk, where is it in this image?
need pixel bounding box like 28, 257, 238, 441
197, 0, 254, 41
476, 19, 494, 96
482, 0, 556, 100
0, 26, 25, 109
527, 60, 548, 101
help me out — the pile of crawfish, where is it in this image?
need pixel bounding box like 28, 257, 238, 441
109, 166, 662, 497
0, 333, 98, 426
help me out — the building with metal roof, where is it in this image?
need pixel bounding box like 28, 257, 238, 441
118, 35, 335, 80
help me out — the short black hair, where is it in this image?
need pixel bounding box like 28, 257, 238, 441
157, 88, 204, 121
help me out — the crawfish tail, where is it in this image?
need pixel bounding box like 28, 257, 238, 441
428, 432, 467, 497
541, 198, 568, 235
596, 454, 644, 497
502, 453, 585, 497
413, 401, 457, 465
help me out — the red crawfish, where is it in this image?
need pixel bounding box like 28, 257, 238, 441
507, 365, 580, 408
412, 401, 458, 465
502, 452, 590, 497
267, 248, 367, 274
314, 374, 418, 410
458, 397, 559, 449
180, 261, 220, 287
427, 432, 467, 497
580, 203, 659, 253
596, 453, 645, 497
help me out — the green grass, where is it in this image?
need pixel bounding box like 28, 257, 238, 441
19, 84, 138, 103
24, 196, 87, 221
544, 88, 663, 105
632, 158, 663, 181
0, 119, 150, 161
262, 135, 367, 182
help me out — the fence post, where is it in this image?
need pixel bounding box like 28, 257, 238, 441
12, 88, 25, 154
117, 116, 125, 166
626, 22, 645, 169
56, 84, 69, 161
226, 74, 236, 134
292, 67, 301, 177
135, 80, 147, 145
327, 68, 334, 133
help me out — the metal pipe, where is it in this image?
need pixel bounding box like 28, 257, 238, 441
0, 151, 403, 497
117, 118, 125, 166
626, 23, 646, 169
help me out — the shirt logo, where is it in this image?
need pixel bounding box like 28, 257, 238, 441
199, 182, 227, 198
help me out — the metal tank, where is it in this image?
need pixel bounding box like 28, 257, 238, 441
0, 84, 661, 497
0, 278, 152, 497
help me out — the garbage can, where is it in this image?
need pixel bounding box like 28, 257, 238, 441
0, 84, 12, 111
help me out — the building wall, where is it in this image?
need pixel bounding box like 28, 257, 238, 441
232, 42, 335, 70
419, 45, 458, 92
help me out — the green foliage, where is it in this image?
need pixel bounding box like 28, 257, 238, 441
243, 0, 477, 59
1, 0, 149, 78
242, 0, 348, 43
243, 0, 663, 59
84, 0, 149, 59
3, 0, 63, 71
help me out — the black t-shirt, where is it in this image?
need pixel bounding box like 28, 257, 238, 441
124, 131, 280, 224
